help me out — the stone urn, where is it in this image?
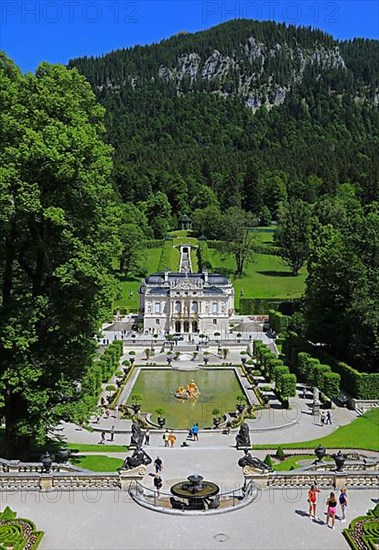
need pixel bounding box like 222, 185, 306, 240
40, 452, 55, 473
203, 357, 209, 366
332, 451, 347, 472
314, 444, 326, 463
132, 404, 141, 414
130, 357, 135, 365
157, 417, 166, 428
57, 448, 71, 463
236, 404, 245, 414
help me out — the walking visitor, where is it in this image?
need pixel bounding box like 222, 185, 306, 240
100, 431, 106, 445
163, 430, 169, 447
325, 411, 332, 425
192, 423, 199, 441
308, 484, 320, 519
153, 474, 162, 498
109, 426, 115, 442
154, 456, 163, 474
145, 429, 150, 446
339, 488, 348, 522
168, 430, 176, 447
326, 492, 338, 529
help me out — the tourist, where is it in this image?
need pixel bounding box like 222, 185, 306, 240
326, 491, 338, 529
100, 431, 106, 445
100, 397, 105, 407
339, 488, 348, 522
163, 430, 169, 447
187, 427, 193, 440
308, 484, 320, 519
154, 473, 162, 497
110, 426, 115, 442
145, 429, 150, 446
114, 404, 119, 419
105, 407, 110, 419
326, 411, 332, 425
192, 423, 199, 441
168, 430, 176, 447
320, 412, 326, 426
154, 456, 163, 474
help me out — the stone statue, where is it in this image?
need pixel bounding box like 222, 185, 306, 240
122, 446, 152, 470
235, 422, 251, 448
238, 449, 272, 472
130, 422, 144, 447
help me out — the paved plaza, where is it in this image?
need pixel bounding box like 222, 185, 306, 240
43, 402, 378, 550
4, 485, 378, 549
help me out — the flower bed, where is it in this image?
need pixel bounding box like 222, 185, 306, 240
0, 507, 43, 549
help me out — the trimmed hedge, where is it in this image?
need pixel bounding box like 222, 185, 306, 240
253, 340, 298, 397
283, 334, 377, 400
197, 240, 213, 272
269, 310, 290, 334
157, 240, 172, 271
240, 298, 300, 315
279, 373, 297, 399
145, 239, 164, 249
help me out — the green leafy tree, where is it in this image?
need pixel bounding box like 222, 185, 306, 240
275, 199, 312, 275
0, 56, 122, 458
144, 192, 172, 239
192, 205, 222, 239
220, 207, 257, 277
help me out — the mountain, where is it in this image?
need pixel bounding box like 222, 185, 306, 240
68, 19, 379, 214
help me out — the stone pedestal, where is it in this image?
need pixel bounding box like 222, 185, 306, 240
119, 465, 146, 490
39, 475, 53, 492
334, 474, 348, 489
8, 460, 21, 473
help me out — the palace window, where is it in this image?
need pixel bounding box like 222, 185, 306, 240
191, 301, 198, 313
175, 301, 181, 313
154, 302, 161, 314
212, 302, 218, 314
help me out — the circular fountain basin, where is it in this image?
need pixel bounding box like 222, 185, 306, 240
171, 475, 219, 500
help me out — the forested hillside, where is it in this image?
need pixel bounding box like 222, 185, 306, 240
69, 19, 379, 221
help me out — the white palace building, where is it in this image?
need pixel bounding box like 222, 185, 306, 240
139, 244, 235, 335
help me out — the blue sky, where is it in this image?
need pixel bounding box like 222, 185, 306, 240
1, 0, 378, 72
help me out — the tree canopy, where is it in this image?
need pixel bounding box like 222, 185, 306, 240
0, 55, 122, 458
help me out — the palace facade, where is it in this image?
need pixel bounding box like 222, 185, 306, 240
139, 271, 234, 335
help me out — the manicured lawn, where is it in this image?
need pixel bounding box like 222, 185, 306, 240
273, 454, 333, 471
274, 454, 315, 471
170, 245, 180, 271
70, 454, 124, 472
115, 247, 162, 310
68, 443, 128, 453
254, 409, 379, 452
208, 249, 306, 305
252, 226, 277, 247
114, 228, 306, 310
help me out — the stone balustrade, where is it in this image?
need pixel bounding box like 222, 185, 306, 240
0, 459, 146, 492
244, 466, 379, 490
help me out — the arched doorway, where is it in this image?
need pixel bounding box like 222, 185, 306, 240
183, 320, 189, 333
192, 321, 198, 333
175, 321, 181, 333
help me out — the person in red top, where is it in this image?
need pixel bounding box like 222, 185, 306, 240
308, 484, 321, 519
